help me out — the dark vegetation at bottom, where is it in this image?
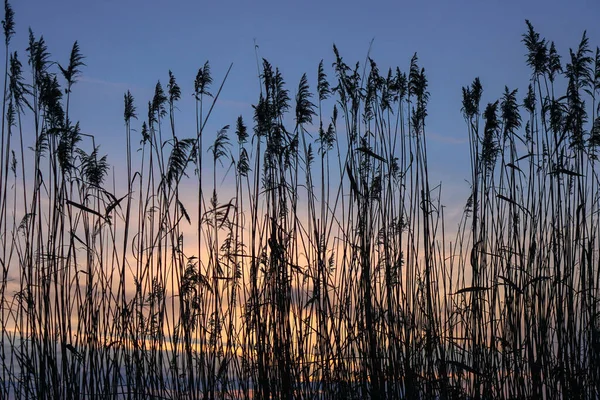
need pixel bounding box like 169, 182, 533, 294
0, 2, 599, 398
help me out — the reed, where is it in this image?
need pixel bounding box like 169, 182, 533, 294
0, 2, 599, 398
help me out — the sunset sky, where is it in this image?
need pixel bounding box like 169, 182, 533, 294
3, 2, 600, 397
6, 0, 600, 219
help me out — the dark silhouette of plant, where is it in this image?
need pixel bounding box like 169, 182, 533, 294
1, 6, 600, 399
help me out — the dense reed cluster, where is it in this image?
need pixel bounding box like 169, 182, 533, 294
0, 2, 599, 398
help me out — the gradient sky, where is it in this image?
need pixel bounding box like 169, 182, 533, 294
5, 0, 600, 222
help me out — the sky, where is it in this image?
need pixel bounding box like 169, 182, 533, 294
5, 0, 600, 222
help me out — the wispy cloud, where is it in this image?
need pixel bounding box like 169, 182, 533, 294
78, 75, 153, 95
427, 131, 468, 144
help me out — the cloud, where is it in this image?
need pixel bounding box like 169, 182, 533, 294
79, 75, 134, 90
78, 75, 154, 97
427, 131, 468, 145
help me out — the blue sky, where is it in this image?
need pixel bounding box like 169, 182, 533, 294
5, 0, 600, 218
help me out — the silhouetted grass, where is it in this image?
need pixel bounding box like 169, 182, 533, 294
0, 2, 599, 399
